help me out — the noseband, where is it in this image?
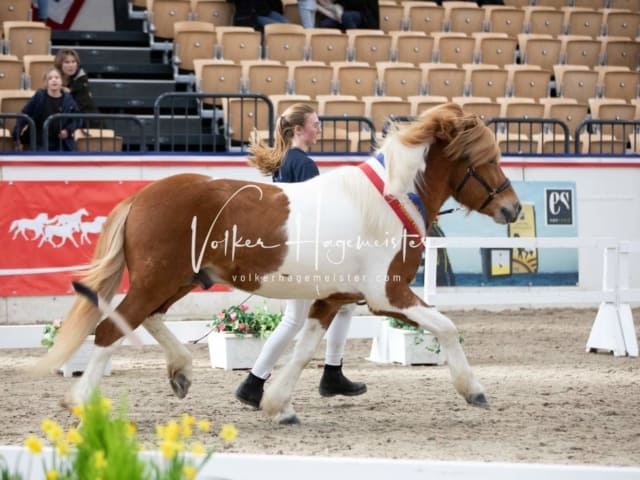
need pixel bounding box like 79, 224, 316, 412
455, 166, 511, 211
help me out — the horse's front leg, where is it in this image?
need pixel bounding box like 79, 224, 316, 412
405, 304, 487, 407
143, 314, 193, 399
63, 338, 122, 408
261, 315, 328, 424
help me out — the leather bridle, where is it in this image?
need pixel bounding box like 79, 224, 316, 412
454, 166, 512, 211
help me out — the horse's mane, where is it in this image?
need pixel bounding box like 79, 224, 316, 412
396, 102, 501, 168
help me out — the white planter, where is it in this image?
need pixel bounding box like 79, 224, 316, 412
59, 335, 112, 378
369, 320, 445, 366
208, 332, 266, 370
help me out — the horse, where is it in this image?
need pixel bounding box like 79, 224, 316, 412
8, 213, 51, 240
50, 208, 89, 228
79, 216, 107, 244
33, 103, 521, 424
37, 223, 80, 248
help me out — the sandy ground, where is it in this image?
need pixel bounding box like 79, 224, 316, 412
1, 308, 639, 467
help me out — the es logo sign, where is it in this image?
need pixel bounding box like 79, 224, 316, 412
545, 188, 573, 225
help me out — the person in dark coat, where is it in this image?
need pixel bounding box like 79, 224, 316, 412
318, 0, 379, 30
13, 67, 81, 151
54, 49, 99, 126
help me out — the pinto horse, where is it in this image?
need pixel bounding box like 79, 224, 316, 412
34, 103, 521, 423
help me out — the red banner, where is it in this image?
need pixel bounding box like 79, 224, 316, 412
0, 181, 148, 296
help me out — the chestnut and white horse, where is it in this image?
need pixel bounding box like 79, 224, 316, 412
34, 103, 521, 423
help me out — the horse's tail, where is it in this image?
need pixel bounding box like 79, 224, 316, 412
32, 196, 134, 376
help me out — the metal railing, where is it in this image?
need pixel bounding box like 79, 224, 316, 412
487, 118, 570, 154
0, 114, 36, 151
575, 119, 640, 155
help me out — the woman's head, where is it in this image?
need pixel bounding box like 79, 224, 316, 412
278, 103, 321, 151
54, 49, 81, 80
249, 103, 321, 176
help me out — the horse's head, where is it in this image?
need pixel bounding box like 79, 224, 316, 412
398, 102, 521, 224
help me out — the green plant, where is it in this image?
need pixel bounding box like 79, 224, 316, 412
0, 390, 237, 480
41, 318, 63, 349
209, 303, 283, 338
386, 317, 463, 354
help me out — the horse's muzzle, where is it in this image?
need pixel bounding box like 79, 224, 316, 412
501, 201, 522, 224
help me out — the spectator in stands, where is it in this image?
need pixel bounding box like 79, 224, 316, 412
298, 0, 317, 28
235, 103, 366, 418
317, 0, 379, 30
13, 67, 81, 152
230, 0, 289, 29
54, 49, 99, 123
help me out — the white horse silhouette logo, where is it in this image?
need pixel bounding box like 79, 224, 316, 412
8, 213, 52, 240
9, 208, 106, 249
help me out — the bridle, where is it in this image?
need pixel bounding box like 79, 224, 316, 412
454, 166, 511, 211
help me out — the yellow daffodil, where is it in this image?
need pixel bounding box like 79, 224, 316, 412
181, 414, 196, 427
127, 422, 137, 437
197, 420, 211, 432
219, 424, 238, 443
94, 450, 107, 470
160, 440, 177, 460
190, 442, 206, 456
71, 405, 84, 419
46, 470, 59, 480
162, 420, 180, 442
182, 425, 193, 439
24, 435, 43, 454
41, 419, 63, 443
183, 465, 197, 480
56, 441, 70, 457
66, 428, 82, 445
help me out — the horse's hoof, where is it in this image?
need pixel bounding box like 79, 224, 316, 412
467, 392, 490, 408
278, 415, 301, 425
170, 372, 191, 399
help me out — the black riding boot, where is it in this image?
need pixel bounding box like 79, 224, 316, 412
319, 361, 367, 397
235, 372, 265, 409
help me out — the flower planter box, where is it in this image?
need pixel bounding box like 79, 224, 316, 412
208, 332, 266, 370
368, 320, 445, 366
59, 335, 112, 377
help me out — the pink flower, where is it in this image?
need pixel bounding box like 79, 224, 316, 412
230, 311, 237, 322
52, 318, 62, 328
240, 304, 249, 312
217, 323, 225, 332
237, 323, 245, 332
217, 312, 225, 321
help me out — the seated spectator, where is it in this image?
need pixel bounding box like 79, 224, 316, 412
318, 0, 379, 30
230, 0, 289, 29
298, 0, 317, 28
54, 48, 99, 126
13, 67, 81, 152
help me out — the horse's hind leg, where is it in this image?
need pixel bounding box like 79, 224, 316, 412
262, 301, 337, 424
143, 313, 193, 399
64, 338, 123, 408
404, 304, 487, 407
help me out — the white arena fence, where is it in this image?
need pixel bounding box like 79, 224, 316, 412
424, 237, 639, 357
1, 446, 639, 480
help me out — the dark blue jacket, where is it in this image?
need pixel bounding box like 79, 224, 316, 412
13, 89, 81, 151
272, 147, 319, 183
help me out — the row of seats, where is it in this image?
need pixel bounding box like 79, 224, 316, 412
1, 21, 51, 60
135, 0, 640, 38
170, 23, 640, 78
0, 53, 54, 89
190, 60, 640, 103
